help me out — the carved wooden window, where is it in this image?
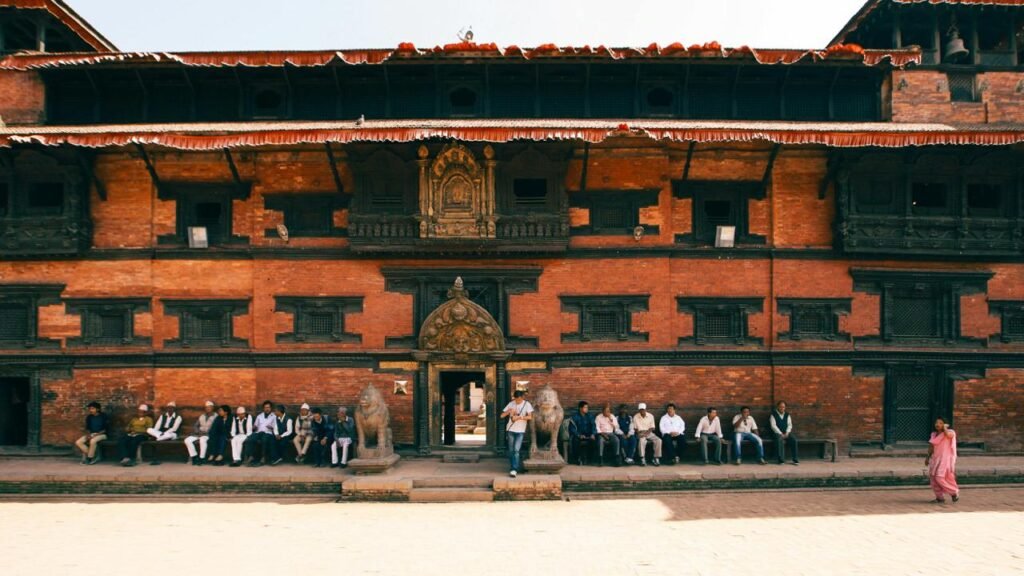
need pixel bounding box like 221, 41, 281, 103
851, 268, 992, 347
249, 84, 288, 119
910, 182, 951, 216
352, 150, 415, 215
569, 190, 659, 236
988, 301, 1024, 343
65, 298, 151, 347
263, 194, 348, 237
948, 73, 978, 103
274, 296, 363, 344
777, 298, 852, 342
673, 181, 765, 245
162, 300, 249, 348
25, 182, 65, 215
561, 295, 650, 343
498, 146, 567, 215
158, 184, 249, 246
677, 297, 763, 346
641, 84, 676, 117
0, 284, 63, 349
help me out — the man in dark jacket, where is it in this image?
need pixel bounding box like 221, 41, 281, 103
332, 406, 356, 468
206, 405, 230, 465
309, 408, 333, 468
569, 401, 597, 465
271, 404, 294, 466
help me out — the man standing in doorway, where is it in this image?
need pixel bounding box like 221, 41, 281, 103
770, 401, 799, 465
501, 390, 533, 478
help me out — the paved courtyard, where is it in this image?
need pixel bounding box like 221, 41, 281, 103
2, 486, 1022, 576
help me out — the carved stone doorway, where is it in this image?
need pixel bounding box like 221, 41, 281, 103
413, 277, 510, 454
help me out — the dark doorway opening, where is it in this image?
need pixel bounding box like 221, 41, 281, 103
0, 377, 30, 446
884, 366, 951, 445
440, 371, 485, 446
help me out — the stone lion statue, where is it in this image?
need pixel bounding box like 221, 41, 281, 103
355, 384, 394, 459
529, 384, 564, 461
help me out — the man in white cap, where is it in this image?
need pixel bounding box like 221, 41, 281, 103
292, 403, 313, 463
118, 404, 153, 466
146, 401, 183, 465
184, 401, 217, 465
229, 406, 253, 467
632, 403, 661, 467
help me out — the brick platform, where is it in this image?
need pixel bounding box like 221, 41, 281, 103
1, 455, 1022, 500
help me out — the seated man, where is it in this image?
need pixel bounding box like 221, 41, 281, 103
184, 400, 217, 466
770, 401, 799, 465
229, 406, 252, 467
331, 406, 355, 468
632, 403, 661, 467
74, 402, 108, 465
616, 405, 637, 465
118, 404, 153, 467
292, 403, 314, 463
244, 400, 277, 467
593, 404, 621, 467
206, 405, 230, 465
271, 404, 294, 466
659, 403, 687, 465
146, 401, 182, 465
732, 406, 766, 465
309, 408, 333, 468
569, 401, 597, 465
695, 407, 724, 465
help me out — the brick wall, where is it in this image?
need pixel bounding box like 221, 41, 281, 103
0, 70, 45, 125
891, 70, 1024, 124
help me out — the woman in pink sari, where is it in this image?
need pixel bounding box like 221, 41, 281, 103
925, 417, 959, 504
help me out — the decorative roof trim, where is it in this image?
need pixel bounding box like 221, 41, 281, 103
0, 45, 921, 71
0, 0, 117, 51
2, 119, 1023, 150
830, 0, 1024, 48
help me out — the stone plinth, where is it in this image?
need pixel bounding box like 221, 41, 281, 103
493, 474, 562, 501
340, 476, 412, 502
523, 454, 566, 473
347, 454, 401, 475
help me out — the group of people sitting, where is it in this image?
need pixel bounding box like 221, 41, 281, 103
563, 400, 801, 467
74, 400, 357, 468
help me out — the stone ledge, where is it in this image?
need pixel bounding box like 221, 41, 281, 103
340, 477, 413, 502
493, 474, 561, 501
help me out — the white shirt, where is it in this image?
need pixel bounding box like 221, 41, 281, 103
695, 415, 723, 438
659, 414, 686, 436
503, 400, 533, 434
770, 411, 794, 435
732, 414, 758, 434
632, 412, 656, 435
595, 413, 620, 435
254, 412, 277, 434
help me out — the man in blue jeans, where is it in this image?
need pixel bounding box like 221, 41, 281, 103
501, 390, 533, 478
732, 406, 767, 465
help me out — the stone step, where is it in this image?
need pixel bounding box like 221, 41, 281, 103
413, 476, 493, 489
442, 452, 482, 464
409, 487, 494, 503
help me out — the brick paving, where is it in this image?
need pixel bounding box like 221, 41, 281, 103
1, 487, 1022, 576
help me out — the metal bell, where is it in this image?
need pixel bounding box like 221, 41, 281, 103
944, 35, 969, 63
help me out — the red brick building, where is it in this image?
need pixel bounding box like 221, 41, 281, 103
0, 0, 1021, 455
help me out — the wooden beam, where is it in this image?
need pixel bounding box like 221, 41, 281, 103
324, 142, 345, 195
578, 142, 590, 195
679, 141, 697, 192
223, 148, 243, 191
77, 150, 107, 201
134, 144, 161, 195
761, 144, 781, 192
819, 152, 840, 200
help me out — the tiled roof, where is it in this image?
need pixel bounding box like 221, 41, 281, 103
0, 0, 116, 51
831, 0, 1024, 47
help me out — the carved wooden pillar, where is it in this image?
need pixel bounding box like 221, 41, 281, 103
416, 145, 430, 238
483, 144, 496, 237
494, 360, 508, 455
413, 354, 430, 455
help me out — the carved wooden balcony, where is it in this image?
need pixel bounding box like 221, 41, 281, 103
0, 215, 92, 257
347, 212, 568, 253
839, 214, 1023, 257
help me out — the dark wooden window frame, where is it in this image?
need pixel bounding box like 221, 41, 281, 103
0, 284, 64, 349
677, 296, 764, 346
157, 183, 250, 247
262, 193, 350, 238
65, 298, 151, 347
560, 295, 650, 343
988, 300, 1024, 343
569, 189, 660, 236
274, 296, 363, 344
851, 268, 993, 347
776, 298, 852, 342
673, 180, 766, 246
161, 299, 249, 348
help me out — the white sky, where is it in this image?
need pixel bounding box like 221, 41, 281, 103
66, 0, 868, 52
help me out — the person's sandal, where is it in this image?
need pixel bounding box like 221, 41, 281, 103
932, 498, 945, 504
952, 494, 960, 503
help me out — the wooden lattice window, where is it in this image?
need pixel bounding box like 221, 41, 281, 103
677, 297, 764, 346
274, 296, 363, 344
162, 300, 249, 348
263, 193, 349, 238
673, 181, 765, 246
66, 298, 150, 347
569, 190, 659, 236
157, 184, 250, 247
0, 284, 64, 349
989, 301, 1024, 344
948, 73, 978, 103
777, 298, 851, 342
0, 304, 29, 341
561, 295, 650, 343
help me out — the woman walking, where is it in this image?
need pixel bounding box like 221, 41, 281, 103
925, 417, 959, 504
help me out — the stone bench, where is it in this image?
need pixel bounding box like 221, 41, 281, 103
97, 437, 304, 463
731, 436, 838, 462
